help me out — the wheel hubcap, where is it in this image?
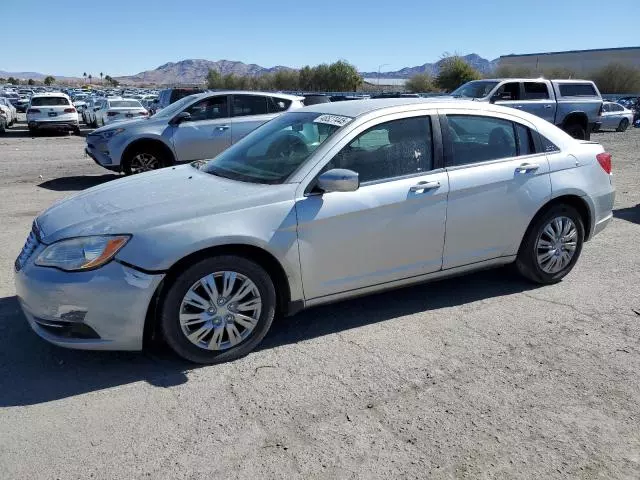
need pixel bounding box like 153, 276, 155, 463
536, 216, 578, 274
179, 271, 262, 351
130, 153, 159, 173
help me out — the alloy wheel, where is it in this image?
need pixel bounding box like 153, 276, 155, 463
130, 153, 159, 173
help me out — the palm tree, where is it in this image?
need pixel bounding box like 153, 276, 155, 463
88, 74, 92, 84
83, 72, 87, 83
100, 72, 103, 84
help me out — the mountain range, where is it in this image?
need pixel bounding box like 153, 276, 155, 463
1, 54, 499, 85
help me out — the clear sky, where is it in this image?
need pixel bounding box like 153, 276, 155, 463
3, 0, 639, 76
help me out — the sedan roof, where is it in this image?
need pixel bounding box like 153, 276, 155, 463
297, 97, 468, 117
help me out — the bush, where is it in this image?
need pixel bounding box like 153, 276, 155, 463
589, 63, 640, 94
405, 73, 436, 93
436, 56, 481, 92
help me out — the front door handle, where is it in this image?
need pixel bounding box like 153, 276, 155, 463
215, 125, 230, 132
515, 163, 540, 174
409, 181, 440, 192
544, 105, 553, 109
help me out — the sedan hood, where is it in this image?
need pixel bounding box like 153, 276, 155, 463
37, 165, 296, 243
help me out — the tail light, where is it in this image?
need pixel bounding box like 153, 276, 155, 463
64, 108, 76, 113
27, 108, 40, 114
107, 111, 118, 117
596, 152, 612, 174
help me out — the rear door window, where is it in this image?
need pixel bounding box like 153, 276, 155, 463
523, 82, 550, 100
445, 115, 517, 166
232, 95, 268, 117
558, 84, 597, 97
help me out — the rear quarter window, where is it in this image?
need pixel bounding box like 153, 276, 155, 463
558, 84, 597, 97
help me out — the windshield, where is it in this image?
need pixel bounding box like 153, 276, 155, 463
200, 111, 347, 184
151, 95, 198, 119
450, 80, 500, 99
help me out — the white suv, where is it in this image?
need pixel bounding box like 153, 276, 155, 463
27, 93, 80, 135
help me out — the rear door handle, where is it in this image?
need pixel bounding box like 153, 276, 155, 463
515, 163, 540, 174
409, 181, 440, 192
544, 105, 553, 109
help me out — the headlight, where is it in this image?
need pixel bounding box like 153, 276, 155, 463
97, 128, 125, 140
35, 235, 130, 271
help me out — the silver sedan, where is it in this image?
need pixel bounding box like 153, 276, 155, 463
15, 99, 615, 363
598, 101, 634, 132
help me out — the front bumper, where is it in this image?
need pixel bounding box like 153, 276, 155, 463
15, 255, 165, 351
85, 146, 121, 172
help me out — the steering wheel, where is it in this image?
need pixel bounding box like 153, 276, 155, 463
267, 133, 309, 159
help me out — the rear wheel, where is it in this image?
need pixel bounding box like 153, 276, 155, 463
565, 123, 587, 140
159, 256, 277, 364
516, 204, 584, 284
617, 118, 629, 132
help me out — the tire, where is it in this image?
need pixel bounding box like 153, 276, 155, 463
516, 204, 585, 284
0, 121, 5, 134
564, 123, 587, 140
159, 256, 277, 364
73, 126, 81, 135
122, 143, 170, 175
617, 118, 629, 132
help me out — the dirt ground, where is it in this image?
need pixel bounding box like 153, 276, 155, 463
0, 115, 639, 479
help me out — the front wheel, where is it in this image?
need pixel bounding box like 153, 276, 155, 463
617, 118, 629, 132
516, 204, 585, 284
159, 256, 277, 364
122, 145, 169, 175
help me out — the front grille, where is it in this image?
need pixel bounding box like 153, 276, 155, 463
15, 224, 41, 272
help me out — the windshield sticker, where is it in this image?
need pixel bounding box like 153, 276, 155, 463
313, 114, 353, 127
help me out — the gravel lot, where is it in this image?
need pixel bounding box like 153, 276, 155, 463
0, 115, 639, 479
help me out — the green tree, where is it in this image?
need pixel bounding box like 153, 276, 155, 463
405, 73, 436, 93
43, 75, 55, 85
0, 78, 5, 83
298, 66, 314, 91
206, 69, 223, 89
327, 60, 362, 91
7, 77, 19, 85
436, 56, 481, 92
273, 70, 300, 90
27, 78, 35, 86
589, 63, 640, 94
88, 74, 92, 84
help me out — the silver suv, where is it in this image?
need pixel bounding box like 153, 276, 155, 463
85, 91, 304, 174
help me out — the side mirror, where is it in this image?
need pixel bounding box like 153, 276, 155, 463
173, 111, 191, 124
317, 169, 359, 193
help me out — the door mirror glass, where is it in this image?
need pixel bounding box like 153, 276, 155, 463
173, 111, 191, 124
317, 169, 359, 193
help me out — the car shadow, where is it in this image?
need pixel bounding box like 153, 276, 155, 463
0, 267, 536, 407
38, 174, 120, 191
614, 204, 640, 225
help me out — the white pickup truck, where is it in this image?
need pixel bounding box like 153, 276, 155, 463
450, 78, 603, 140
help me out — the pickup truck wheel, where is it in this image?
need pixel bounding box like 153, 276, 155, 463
617, 118, 629, 132
159, 256, 277, 364
565, 123, 586, 140
516, 204, 584, 285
